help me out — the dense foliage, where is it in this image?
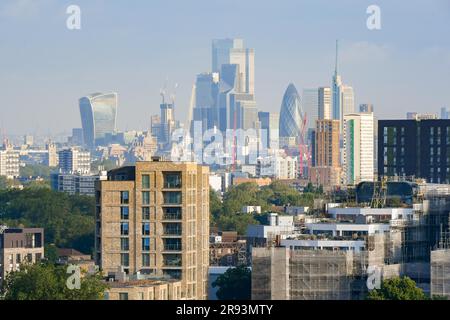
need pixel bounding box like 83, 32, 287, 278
367, 277, 428, 300
19, 164, 54, 179
1, 263, 108, 300
210, 181, 320, 234
212, 265, 251, 300
0, 188, 95, 254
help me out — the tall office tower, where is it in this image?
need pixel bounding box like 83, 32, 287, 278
58, 147, 91, 174
302, 88, 319, 131
45, 142, 58, 167
342, 86, 355, 118
279, 83, 304, 148
235, 100, 258, 130
95, 159, 210, 300
193, 72, 220, 131
70, 128, 84, 146
159, 102, 176, 146
212, 39, 254, 94
441, 107, 450, 119
378, 119, 450, 184
79, 92, 118, 148
23, 135, 34, 147
217, 64, 241, 132
150, 115, 161, 140
0, 227, 44, 288
315, 120, 340, 167
0, 144, 19, 179
343, 113, 374, 185
310, 120, 341, 188
360, 104, 374, 113
332, 41, 355, 132
258, 112, 280, 149
318, 87, 332, 120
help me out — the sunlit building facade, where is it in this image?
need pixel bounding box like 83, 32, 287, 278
79, 92, 118, 148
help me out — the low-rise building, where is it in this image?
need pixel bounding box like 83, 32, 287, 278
0, 226, 44, 287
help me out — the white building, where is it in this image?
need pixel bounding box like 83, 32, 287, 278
242, 206, 261, 214
343, 113, 374, 185
58, 147, 91, 174
0, 145, 20, 179
318, 87, 332, 120
258, 154, 298, 179
246, 213, 295, 241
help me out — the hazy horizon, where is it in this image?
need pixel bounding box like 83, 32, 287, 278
1, 0, 449, 136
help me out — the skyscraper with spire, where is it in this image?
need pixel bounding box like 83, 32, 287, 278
332, 40, 355, 133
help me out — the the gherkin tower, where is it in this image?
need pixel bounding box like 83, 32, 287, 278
279, 83, 304, 146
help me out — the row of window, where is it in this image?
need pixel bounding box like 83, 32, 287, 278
120, 191, 182, 205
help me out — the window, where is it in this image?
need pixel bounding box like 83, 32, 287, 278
121, 238, 129, 251
142, 223, 150, 236
120, 253, 129, 267
120, 191, 129, 204
119, 293, 129, 301
142, 238, 150, 251
142, 175, 150, 189
16, 254, 21, 264
163, 192, 182, 205
142, 253, 150, 267
142, 207, 150, 220
120, 207, 129, 220
142, 192, 150, 205
163, 207, 182, 220
120, 223, 129, 236
164, 172, 182, 188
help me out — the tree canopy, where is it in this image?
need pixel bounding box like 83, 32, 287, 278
210, 181, 319, 234
212, 265, 251, 300
367, 277, 428, 300
1, 263, 108, 300
0, 188, 95, 254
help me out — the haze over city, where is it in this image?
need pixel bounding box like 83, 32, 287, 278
1, 0, 449, 136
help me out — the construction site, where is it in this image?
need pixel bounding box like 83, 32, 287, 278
251, 180, 450, 300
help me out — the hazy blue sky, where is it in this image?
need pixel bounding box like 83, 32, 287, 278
1, 0, 449, 136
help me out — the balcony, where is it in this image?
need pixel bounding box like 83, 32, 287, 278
163, 192, 182, 205
163, 223, 182, 236
163, 173, 182, 189
163, 254, 182, 267
163, 239, 182, 252
162, 208, 182, 221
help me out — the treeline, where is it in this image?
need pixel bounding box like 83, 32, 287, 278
0, 188, 95, 254
210, 181, 322, 234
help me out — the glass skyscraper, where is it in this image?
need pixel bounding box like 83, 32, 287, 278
279, 83, 304, 148
79, 92, 118, 148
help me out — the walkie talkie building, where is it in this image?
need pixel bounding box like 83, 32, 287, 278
79, 92, 118, 148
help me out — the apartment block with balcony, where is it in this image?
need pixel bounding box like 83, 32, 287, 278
95, 158, 209, 300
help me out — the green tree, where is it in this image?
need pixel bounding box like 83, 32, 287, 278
216, 213, 258, 235
212, 265, 251, 300
1, 263, 108, 300
19, 164, 54, 179
367, 277, 428, 300
0, 189, 95, 254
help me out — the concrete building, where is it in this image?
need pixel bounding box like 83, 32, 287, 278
247, 213, 295, 247
431, 249, 450, 299
0, 144, 20, 179
45, 142, 58, 167
105, 276, 183, 301
343, 113, 374, 185
95, 158, 210, 300
51, 171, 107, 196
378, 119, 450, 183
258, 112, 280, 150
318, 87, 332, 120
58, 147, 91, 174
0, 226, 44, 288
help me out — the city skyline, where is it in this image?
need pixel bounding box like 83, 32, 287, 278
1, 0, 450, 136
